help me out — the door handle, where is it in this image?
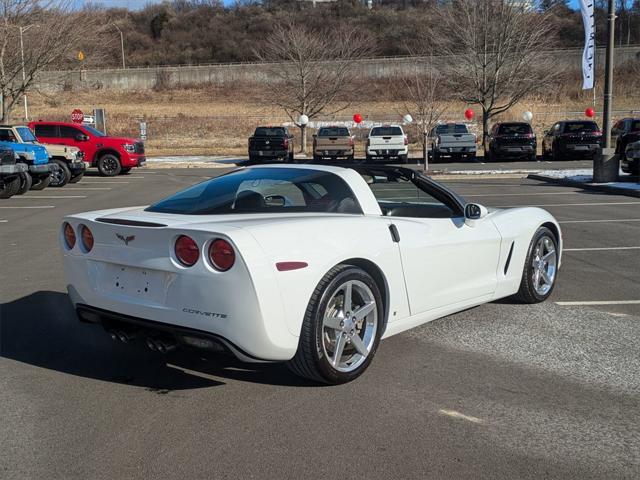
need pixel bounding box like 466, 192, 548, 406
389, 224, 400, 243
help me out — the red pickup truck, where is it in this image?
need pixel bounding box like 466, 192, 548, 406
29, 121, 146, 176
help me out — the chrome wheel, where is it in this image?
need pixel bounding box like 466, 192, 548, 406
532, 235, 557, 296
321, 279, 378, 373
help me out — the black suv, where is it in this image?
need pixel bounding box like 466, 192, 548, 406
612, 118, 640, 159
542, 120, 602, 160
486, 122, 536, 161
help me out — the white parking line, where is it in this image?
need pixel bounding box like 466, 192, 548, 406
0, 219, 7, 222
438, 409, 484, 424
79, 181, 129, 184
0, 205, 54, 209
556, 300, 640, 306
564, 246, 640, 251
465, 192, 583, 197
63, 187, 112, 191
11, 195, 86, 199
559, 219, 640, 224
501, 202, 640, 207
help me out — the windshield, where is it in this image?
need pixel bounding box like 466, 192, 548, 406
497, 124, 532, 135
370, 127, 402, 136
254, 127, 286, 137
147, 168, 362, 215
17, 127, 38, 142
82, 125, 106, 137
630, 120, 640, 131
435, 124, 468, 134
564, 122, 598, 133
318, 127, 350, 137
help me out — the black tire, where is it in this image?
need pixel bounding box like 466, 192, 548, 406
288, 152, 294, 163
49, 159, 71, 187
30, 175, 51, 191
97, 154, 121, 176
120, 167, 132, 175
515, 226, 559, 304
432, 150, 440, 163
347, 155, 355, 162
365, 154, 373, 162
287, 265, 384, 384
68, 172, 84, 184
552, 145, 561, 162
312, 154, 321, 163
16, 172, 32, 195
399, 154, 408, 164
484, 149, 492, 162
0, 176, 21, 199
528, 152, 537, 162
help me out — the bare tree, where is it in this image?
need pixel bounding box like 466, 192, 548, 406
394, 56, 447, 160
254, 20, 375, 154
430, 0, 560, 150
0, 0, 106, 122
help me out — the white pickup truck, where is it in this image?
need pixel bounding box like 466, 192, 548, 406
366, 125, 408, 163
428, 123, 476, 162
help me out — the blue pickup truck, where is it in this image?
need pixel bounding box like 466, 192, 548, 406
0, 146, 27, 199
0, 127, 57, 193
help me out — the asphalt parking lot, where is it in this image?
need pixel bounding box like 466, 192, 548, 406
1, 166, 639, 479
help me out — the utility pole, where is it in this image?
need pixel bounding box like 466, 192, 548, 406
113, 24, 126, 69
593, 0, 618, 183
19, 25, 36, 121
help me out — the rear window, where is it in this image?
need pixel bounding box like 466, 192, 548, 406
0, 129, 16, 142
370, 127, 402, 137
318, 127, 350, 137
435, 124, 468, 134
254, 127, 286, 137
147, 168, 362, 215
34, 124, 57, 137
564, 122, 598, 133
60, 125, 81, 138
497, 124, 532, 135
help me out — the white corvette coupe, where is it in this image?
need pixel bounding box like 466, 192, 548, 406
61, 164, 561, 384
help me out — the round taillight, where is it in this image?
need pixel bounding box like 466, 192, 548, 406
63, 222, 76, 249
209, 238, 235, 271
80, 225, 94, 252
175, 235, 199, 267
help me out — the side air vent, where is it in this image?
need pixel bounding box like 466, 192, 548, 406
96, 218, 167, 228
504, 242, 515, 275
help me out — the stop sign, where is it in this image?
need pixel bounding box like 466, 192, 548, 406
71, 109, 84, 124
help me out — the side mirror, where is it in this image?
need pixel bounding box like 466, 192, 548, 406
264, 195, 286, 207
464, 203, 488, 227
75, 134, 89, 141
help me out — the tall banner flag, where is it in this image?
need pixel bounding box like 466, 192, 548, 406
579, 0, 595, 89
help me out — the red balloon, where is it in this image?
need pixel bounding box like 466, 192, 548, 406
464, 109, 474, 120
585, 107, 595, 118
353, 113, 363, 124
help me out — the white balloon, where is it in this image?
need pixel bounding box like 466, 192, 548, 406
298, 114, 309, 126
403, 114, 413, 124
523, 111, 533, 122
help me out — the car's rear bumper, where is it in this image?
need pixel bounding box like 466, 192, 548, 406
560, 143, 600, 155
313, 147, 354, 159
366, 146, 408, 158
434, 145, 476, 155
75, 304, 268, 363
493, 144, 535, 156
249, 149, 289, 159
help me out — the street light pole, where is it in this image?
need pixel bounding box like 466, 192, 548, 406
593, 0, 618, 183
19, 25, 32, 121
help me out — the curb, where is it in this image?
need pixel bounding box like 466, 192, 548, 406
528, 174, 640, 198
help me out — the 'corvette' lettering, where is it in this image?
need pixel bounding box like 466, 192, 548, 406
182, 308, 228, 319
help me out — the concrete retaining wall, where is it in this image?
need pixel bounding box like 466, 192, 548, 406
33, 45, 640, 91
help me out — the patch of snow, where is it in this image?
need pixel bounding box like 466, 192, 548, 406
536, 168, 640, 192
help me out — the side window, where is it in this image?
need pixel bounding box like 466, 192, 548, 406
34, 124, 57, 137
368, 179, 456, 219
60, 126, 81, 138
612, 121, 622, 133
0, 128, 16, 141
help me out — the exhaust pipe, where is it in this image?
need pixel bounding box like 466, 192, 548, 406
145, 336, 177, 354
